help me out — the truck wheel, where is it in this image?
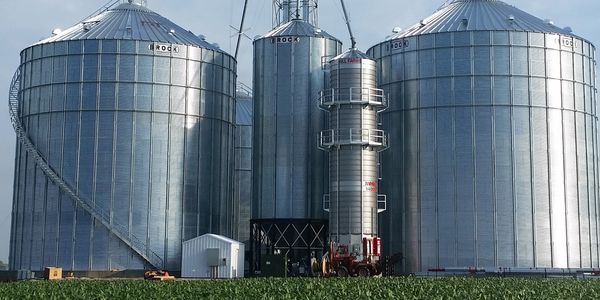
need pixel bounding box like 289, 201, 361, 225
357, 267, 371, 277
337, 266, 349, 277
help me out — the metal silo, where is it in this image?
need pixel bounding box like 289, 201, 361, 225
252, 7, 341, 220
8, 1, 236, 272
250, 0, 341, 273
368, 0, 598, 273
233, 83, 253, 245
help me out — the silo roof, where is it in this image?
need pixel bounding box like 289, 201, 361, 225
34, 3, 222, 51
332, 48, 371, 60
386, 0, 578, 40
259, 19, 339, 41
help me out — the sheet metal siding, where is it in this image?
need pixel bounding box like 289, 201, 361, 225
328, 55, 381, 242
330, 149, 379, 236
234, 95, 252, 244
252, 28, 342, 219
181, 234, 244, 278
10, 39, 236, 271
368, 30, 598, 273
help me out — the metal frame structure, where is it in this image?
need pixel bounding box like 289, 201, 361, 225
272, 0, 318, 28
249, 219, 327, 274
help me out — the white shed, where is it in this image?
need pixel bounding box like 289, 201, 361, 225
181, 234, 245, 278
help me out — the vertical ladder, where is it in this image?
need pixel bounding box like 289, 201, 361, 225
8, 68, 163, 269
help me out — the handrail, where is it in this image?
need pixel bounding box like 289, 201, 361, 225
323, 193, 386, 213
8, 68, 162, 269
377, 194, 387, 213
78, 0, 120, 24
323, 194, 330, 212
320, 128, 387, 148
319, 87, 387, 108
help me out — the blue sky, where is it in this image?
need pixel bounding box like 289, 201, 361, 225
0, 0, 598, 264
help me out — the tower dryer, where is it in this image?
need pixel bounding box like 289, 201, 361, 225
320, 50, 388, 250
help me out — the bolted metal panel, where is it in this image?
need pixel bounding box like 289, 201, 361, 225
9, 4, 236, 272
369, 0, 598, 274
252, 19, 342, 220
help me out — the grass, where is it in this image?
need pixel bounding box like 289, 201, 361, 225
1, 277, 600, 299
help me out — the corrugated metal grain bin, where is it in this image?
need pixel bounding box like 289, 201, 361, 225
181, 234, 244, 278
253, 19, 341, 219
368, 0, 598, 273
8, 1, 236, 272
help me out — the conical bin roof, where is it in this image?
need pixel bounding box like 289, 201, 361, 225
34, 2, 222, 50
386, 0, 579, 40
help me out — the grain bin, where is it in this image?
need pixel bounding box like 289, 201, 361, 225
8, 1, 236, 271
368, 0, 598, 273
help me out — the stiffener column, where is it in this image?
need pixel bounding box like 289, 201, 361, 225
320, 49, 387, 251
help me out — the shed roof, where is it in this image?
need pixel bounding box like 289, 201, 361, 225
183, 233, 242, 245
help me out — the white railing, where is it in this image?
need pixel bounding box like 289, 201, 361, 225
377, 194, 387, 213
320, 87, 387, 107
8, 68, 162, 269
322, 193, 387, 213
320, 128, 387, 148
323, 194, 330, 212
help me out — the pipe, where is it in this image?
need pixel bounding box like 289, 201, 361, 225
303, 0, 309, 23
235, 0, 250, 60
339, 0, 356, 48
296, 0, 301, 19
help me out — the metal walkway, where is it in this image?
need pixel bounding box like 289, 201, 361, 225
8, 68, 163, 269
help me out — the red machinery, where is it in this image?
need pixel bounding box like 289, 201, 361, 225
324, 237, 382, 277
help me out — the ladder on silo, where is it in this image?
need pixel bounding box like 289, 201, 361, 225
8, 68, 163, 270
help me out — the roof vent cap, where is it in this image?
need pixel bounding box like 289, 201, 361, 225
508, 15, 515, 21
563, 26, 573, 33
392, 27, 402, 33
128, 0, 147, 6
169, 29, 175, 35
461, 17, 469, 26
545, 19, 554, 25
52, 28, 62, 36
420, 19, 428, 26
